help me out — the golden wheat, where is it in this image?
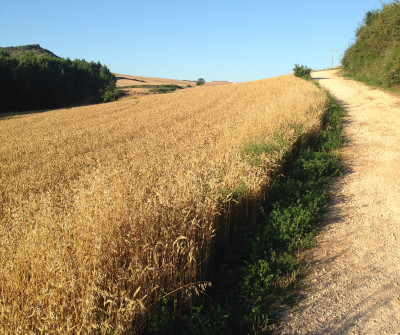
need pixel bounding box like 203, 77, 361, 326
0, 75, 326, 334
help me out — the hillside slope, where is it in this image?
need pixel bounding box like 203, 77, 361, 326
278, 69, 400, 334
0, 44, 59, 58
342, 1, 400, 87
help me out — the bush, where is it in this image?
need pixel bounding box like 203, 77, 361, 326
103, 89, 119, 102
379, 41, 400, 86
196, 78, 205, 86
293, 64, 311, 80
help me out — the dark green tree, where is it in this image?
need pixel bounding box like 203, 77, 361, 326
0, 49, 118, 113
196, 78, 205, 86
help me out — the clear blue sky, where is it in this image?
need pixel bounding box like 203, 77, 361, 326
0, 0, 384, 82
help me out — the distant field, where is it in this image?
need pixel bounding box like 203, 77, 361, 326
114, 73, 197, 87
115, 73, 231, 96
0, 75, 326, 334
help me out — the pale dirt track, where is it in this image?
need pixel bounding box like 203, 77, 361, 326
277, 69, 400, 334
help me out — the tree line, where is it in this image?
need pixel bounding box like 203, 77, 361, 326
0, 49, 118, 113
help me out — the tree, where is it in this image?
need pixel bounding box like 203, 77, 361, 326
0, 50, 118, 113
196, 78, 205, 86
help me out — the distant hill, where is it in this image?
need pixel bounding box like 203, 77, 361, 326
342, 2, 400, 87
0, 44, 59, 58
0, 45, 118, 112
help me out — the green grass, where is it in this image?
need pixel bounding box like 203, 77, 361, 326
341, 72, 400, 94
146, 92, 345, 334
218, 180, 248, 202
149, 85, 183, 94
242, 132, 289, 167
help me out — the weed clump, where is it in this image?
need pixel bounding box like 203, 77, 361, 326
293, 64, 312, 80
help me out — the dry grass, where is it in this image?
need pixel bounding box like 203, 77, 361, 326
0, 75, 326, 334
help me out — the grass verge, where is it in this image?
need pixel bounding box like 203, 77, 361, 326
146, 92, 345, 334
341, 72, 400, 95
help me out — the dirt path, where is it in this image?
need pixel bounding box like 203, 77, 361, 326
277, 69, 400, 334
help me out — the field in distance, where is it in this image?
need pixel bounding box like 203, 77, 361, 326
0, 75, 325, 333
115, 73, 231, 96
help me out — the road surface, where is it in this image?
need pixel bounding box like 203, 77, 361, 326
277, 69, 400, 334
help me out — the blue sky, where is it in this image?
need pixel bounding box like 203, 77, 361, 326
1, 0, 384, 82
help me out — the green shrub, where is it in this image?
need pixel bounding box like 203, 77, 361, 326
293, 64, 311, 80
379, 41, 400, 86
103, 89, 119, 102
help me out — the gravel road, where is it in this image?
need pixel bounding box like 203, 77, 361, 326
276, 69, 400, 334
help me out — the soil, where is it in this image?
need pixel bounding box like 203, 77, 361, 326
276, 69, 400, 334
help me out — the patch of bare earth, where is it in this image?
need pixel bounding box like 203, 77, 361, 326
276, 69, 400, 334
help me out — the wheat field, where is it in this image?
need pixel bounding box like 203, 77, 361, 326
114, 73, 197, 87
114, 73, 228, 87
0, 75, 326, 334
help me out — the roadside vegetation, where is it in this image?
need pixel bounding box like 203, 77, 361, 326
0, 44, 118, 113
0, 75, 327, 334
342, 1, 400, 90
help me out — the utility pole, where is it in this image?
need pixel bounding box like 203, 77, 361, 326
331, 50, 344, 68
